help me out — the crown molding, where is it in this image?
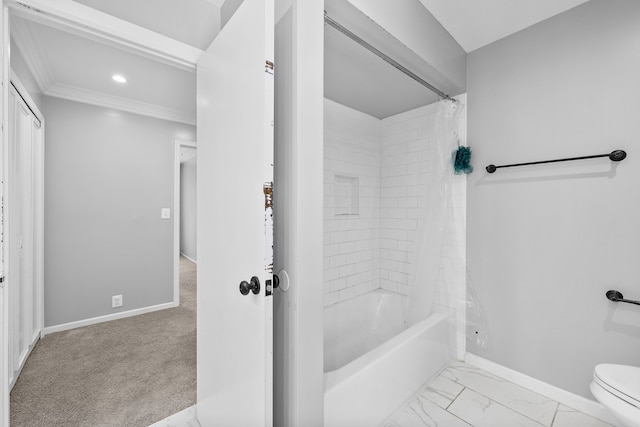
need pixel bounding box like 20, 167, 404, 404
8, 0, 198, 125
7, 0, 203, 71
10, 16, 53, 92
46, 82, 196, 126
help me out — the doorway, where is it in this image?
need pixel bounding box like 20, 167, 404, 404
174, 140, 197, 305
5, 4, 199, 425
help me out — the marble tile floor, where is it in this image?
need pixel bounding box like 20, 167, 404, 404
383, 361, 614, 427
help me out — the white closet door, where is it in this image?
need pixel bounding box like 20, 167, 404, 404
7, 83, 40, 388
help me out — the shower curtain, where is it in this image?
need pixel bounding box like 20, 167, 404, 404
403, 98, 464, 327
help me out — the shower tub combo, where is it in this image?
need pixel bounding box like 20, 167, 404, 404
323, 290, 452, 426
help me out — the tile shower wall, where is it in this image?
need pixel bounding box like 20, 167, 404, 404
323, 96, 466, 308
324, 99, 381, 307
380, 98, 467, 305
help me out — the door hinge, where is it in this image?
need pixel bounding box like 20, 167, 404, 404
265, 60, 274, 75
263, 182, 273, 209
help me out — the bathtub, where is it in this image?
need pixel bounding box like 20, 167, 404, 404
324, 290, 452, 427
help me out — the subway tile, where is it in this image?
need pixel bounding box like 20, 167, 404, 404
380, 280, 398, 292
324, 243, 340, 257
329, 278, 347, 293
323, 292, 339, 307
338, 264, 355, 277
322, 281, 332, 295
397, 283, 411, 296
339, 241, 355, 254
354, 283, 370, 296
333, 254, 348, 267
398, 197, 418, 208
324, 98, 466, 312
338, 286, 355, 301
324, 268, 338, 282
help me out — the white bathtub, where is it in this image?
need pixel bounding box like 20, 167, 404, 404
323, 290, 452, 427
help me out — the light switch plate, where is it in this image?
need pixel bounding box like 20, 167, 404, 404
161, 208, 171, 219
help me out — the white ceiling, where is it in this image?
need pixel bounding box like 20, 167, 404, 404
418, 0, 591, 52
9, 0, 594, 124
11, 15, 197, 125
72, 0, 220, 50
324, 24, 440, 119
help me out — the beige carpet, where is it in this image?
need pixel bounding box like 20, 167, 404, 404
10, 256, 197, 427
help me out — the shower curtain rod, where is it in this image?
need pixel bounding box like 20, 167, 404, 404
324, 12, 456, 102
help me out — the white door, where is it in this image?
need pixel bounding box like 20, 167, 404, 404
196, 0, 274, 425
7, 82, 40, 390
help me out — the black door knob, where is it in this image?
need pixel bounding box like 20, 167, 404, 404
239, 276, 261, 295
273, 274, 280, 289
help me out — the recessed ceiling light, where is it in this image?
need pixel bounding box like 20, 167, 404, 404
112, 74, 127, 83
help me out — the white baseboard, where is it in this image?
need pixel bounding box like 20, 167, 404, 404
464, 353, 617, 425
43, 301, 179, 335
180, 253, 197, 264
10, 333, 40, 391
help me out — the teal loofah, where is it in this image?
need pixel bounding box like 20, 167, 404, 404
453, 146, 473, 174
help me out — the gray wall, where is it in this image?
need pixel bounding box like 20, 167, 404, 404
180, 153, 197, 261
467, 0, 640, 398
43, 96, 196, 327
346, 0, 466, 95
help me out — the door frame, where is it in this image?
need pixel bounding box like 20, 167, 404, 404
0, 1, 327, 426
173, 139, 197, 305
1, 5, 10, 425
1, 6, 46, 421
7, 69, 45, 389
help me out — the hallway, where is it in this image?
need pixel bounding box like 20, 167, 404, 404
10, 257, 196, 426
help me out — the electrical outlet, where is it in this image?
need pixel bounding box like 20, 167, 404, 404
112, 294, 123, 308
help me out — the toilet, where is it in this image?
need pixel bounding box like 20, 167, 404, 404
590, 364, 640, 427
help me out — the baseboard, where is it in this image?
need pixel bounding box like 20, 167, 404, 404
43, 301, 179, 335
180, 253, 197, 264
464, 353, 617, 425
10, 333, 40, 391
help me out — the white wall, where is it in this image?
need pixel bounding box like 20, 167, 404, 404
323, 98, 467, 317
273, 1, 325, 425
467, 0, 640, 398
381, 100, 467, 320
43, 96, 196, 328
180, 150, 197, 261
323, 99, 381, 306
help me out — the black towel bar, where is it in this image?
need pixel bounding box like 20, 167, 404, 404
486, 150, 626, 173
606, 290, 640, 306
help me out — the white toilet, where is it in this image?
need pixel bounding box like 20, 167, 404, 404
590, 364, 640, 427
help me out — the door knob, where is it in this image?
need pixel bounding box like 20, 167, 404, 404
239, 276, 260, 295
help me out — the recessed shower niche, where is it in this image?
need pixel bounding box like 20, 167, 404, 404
334, 175, 359, 216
